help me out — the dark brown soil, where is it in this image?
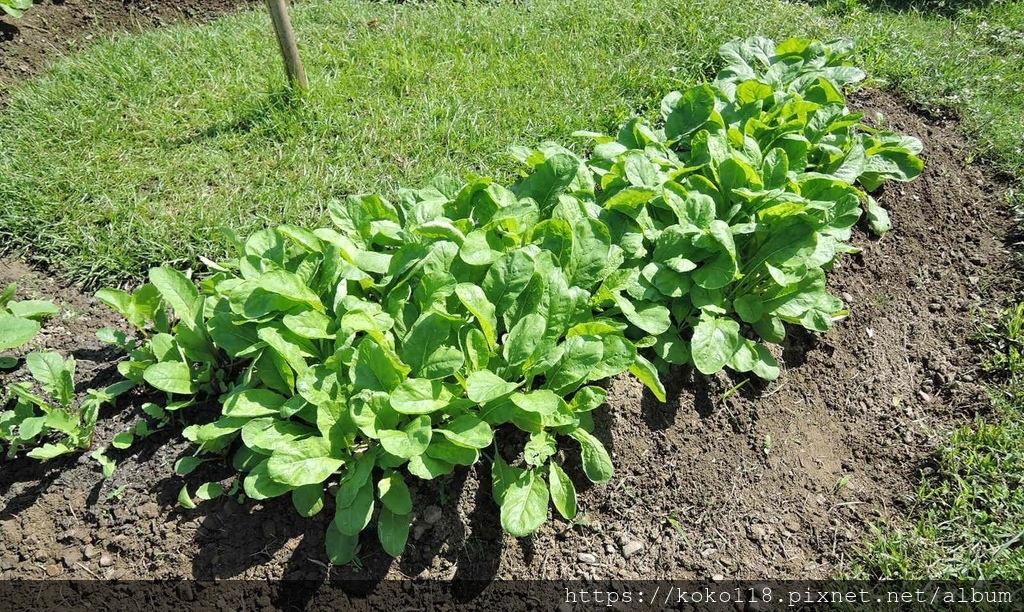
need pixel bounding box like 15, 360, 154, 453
0, 0, 1018, 588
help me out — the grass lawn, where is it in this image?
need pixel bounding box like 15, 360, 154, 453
0, 0, 1022, 284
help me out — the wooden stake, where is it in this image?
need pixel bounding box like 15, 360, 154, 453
265, 0, 309, 92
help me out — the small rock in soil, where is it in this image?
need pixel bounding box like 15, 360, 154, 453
412, 524, 426, 540
577, 552, 597, 564
423, 506, 442, 525
82, 544, 98, 560
746, 525, 766, 541
46, 564, 61, 577
136, 502, 160, 519
62, 549, 83, 568
621, 541, 644, 558
99, 553, 114, 568
712, 574, 724, 581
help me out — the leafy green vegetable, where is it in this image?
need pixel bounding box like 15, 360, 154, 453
89, 36, 921, 563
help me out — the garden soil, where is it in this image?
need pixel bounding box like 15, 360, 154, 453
0, 0, 1019, 592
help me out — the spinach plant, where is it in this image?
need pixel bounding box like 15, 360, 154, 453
93, 36, 923, 562
0, 0, 31, 19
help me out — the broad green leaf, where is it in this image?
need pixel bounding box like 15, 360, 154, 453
7, 300, 59, 320
282, 309, 334, 339
664, 84, 716, 139
196, 483, 224, 501
437, 415, 493, 449
241, 418, 315, 454
326, 521, 360, 565
378, 472, 413, 515
629, 353, 667, 402
466, 370, 521, 404
690, 314, 742, 375
378, 415, 432, 459
612, 294, 671, 336
257, 270, 324, 311
570, 386, 607, 413
491, 451, 521, 506
378, 508, 411, 557
483, 250, 535, 314
570, 429, 614, 484
292, 484, 325, 517
543, 336, 603, 395
26, 442, 75, 460
407, 454, 454, 480
500, 467, 549, 537
335, 478, 375, 536
149, 267, 201, 327
0, 317, 40, 351
112, 432, 134, 450
243, 459, 293, 500
178, 485, 196, 509
514, 152, 578, 214
392, 374, 451, 412
266, 438, 343, 486
865, 195, 891, 235
353, 339, 405, 392
223, 388, 287, 418
549, 461, 578, 520
511, 390, 562, 415
142, 362, 197, 395
175, 456, 204, 476
425, 438, 479, 466
455, 284, 498, 349
503, 313, 546, 368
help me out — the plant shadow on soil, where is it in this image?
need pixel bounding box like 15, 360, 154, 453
1, 87, 1022, 587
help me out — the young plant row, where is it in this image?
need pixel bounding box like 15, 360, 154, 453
0, 284, 129, 462
4, 37, 922, 563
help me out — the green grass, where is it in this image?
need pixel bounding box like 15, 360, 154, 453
851, 303, 1024, 579
0, 0, 1022, 284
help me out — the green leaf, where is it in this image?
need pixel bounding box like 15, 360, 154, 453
223, 388, 287, 418
664, 84, 716, 140
570, 429, 614, 484
335, 478, 374, 536
407, 454, 454, 479
524, 431, 557, 467
378, 508, 411, 557
196, 482, 224, 501
455, 284, 498, 349
611, 294, 671, 336
326, 521, 360, 565
378, 415, 432, 459
466, 370, 521, 404
0, 317, 40, 351
548, 461, 578, 520
26, 442, 76, 460
690, 314, 742, 375
149, 267, 201, 327
425, 438, 479, 466
266, 438, 344, 486
282, 309, 334, 339
257, 270, 324, 311
7, 300, 59, 320
500, 467, 549, 537
0, 356, 17, 369
292, 484, 325, 517
353, 339, 405, 393
177, 485, 196, 509
243, 459, 293, 500
437, 415, 493, 449
570, 386, 607, 412
142, 362, 197, 395
483, 250, 535, 314
378, 472, 413, 515
514, 152, 578, 214
390, 379, 449, 415
511, 390, 562, 415
112, 432, 134, 450
175, 456, 204, 476
503, 313, 546, 368
865, 195, 891, 235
